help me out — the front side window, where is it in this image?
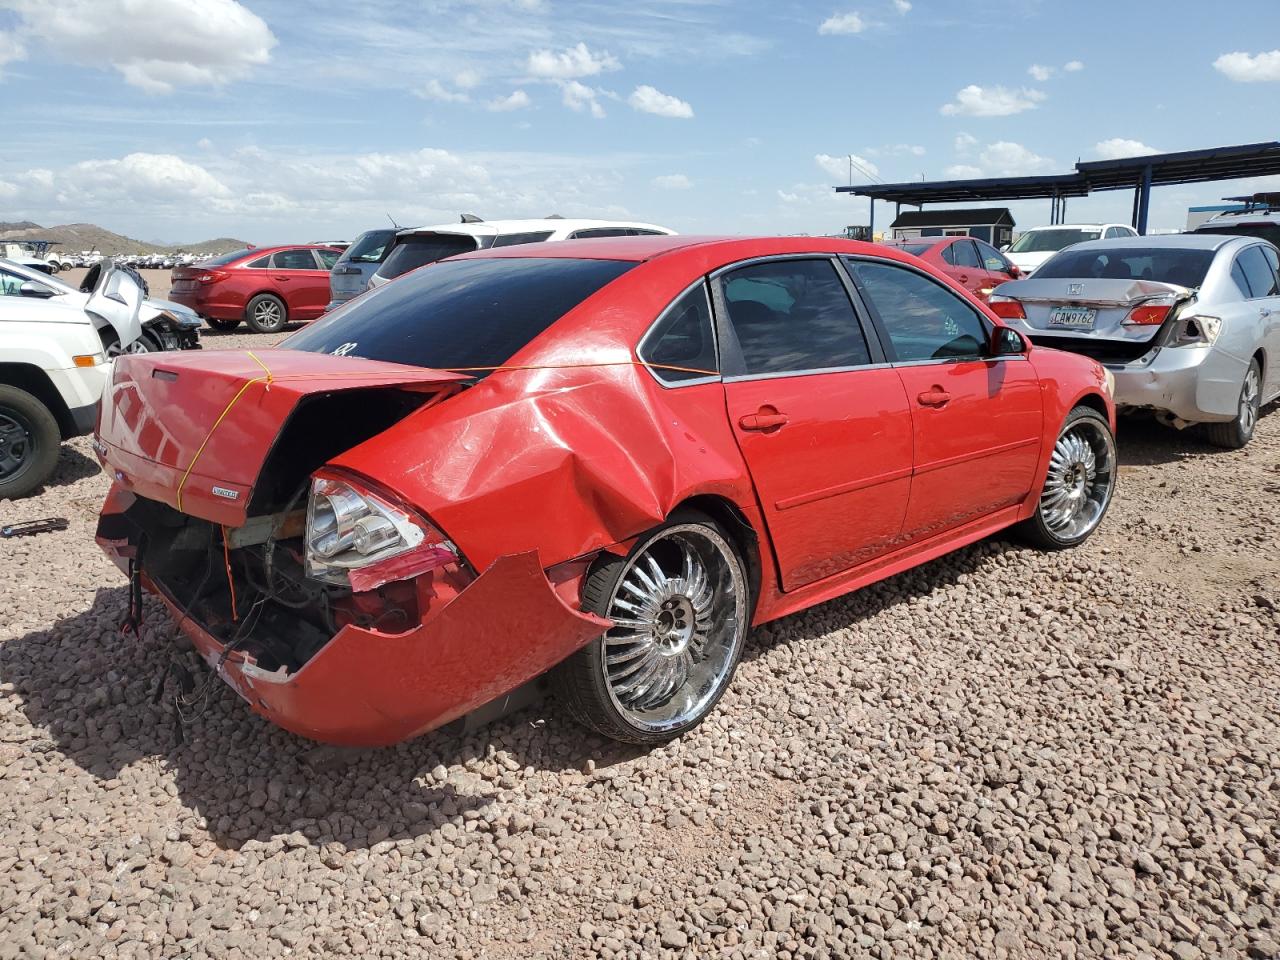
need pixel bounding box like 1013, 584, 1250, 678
849, 259, 989, 362
315, 250, 339, 269
638, 284, 718, 384
285, 257, 634, 376
337, 229, 396, 265
273, 249, 319, 270
491, 231, 556, 248
720, 258, 871, 375
1236, 245, 1280, 298
974, 239, 1009, 272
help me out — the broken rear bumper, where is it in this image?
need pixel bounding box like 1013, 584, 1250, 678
99, 526, 608, 746
1109, 343, 1245, 424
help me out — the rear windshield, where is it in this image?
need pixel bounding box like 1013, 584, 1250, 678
284, 257, 635, 375
204, 247, 256, 266
1193, 221, 1280, 248
377, 234, 479, 279
337, 229, 397, 265
1034, 247, 1216, 287
898, 244, 932, 257
1008, 228, 1101, 253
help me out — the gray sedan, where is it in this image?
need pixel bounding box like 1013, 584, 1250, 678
989, 234, 1280, 448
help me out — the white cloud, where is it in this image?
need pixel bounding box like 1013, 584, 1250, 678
417, 79, 470, 103
945, 164, 984, 179
3, 0, 275, 93
486, 90, 531, 112
1213, 50, 1280, 83
196, 137, 213, 150
561, 80, 606, 118
1028, 64, 1054, 82
1094, 138, 1159, 160
453, 68, 482, 90
954, 132, 978, 154
777, 190, 801, 203
652, 173, 692, 190
628, 85, 693, 119
893, 0, 911, 12
526, 42, 620, 79
819, 12, 867, 35
0, 31, 25, 71
979, 141, 1055, 176
815, 153, 878, 182
1064, 60, 1084, 72
940, 84, 1045, 117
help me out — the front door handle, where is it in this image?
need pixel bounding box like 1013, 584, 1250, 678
739, 407, 788, 432
917, 388, 951, 407
274, 275, 291, 281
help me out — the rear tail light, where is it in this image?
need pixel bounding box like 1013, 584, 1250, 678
196, 270, 228, 284
987, 295, 1026, 320
1123, 297, 1175, 326
305, 474, 465, 589
1168, 314, 1222, 347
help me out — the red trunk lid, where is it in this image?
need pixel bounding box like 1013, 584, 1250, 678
96, 350, 466, 526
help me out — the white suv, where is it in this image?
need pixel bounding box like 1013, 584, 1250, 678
1005, 223, 1138, 276
0, 262, 146, 498
367, 217, 676, 290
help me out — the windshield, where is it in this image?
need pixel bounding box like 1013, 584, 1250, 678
1008, 228, 1101, 254
285, 257, 635, 375
377, 234, 480, 280
1193, 221, 1280, 248
337, 229, 397, 265
204, 247, 256, 266
1034, 247, 1215, 287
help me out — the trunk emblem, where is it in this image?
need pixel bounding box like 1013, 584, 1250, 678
211, 485, 240, 501
1067, 283, 1083, 295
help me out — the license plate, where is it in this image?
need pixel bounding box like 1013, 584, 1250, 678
171, 279, 194, 291
1048, 306, 1096, 329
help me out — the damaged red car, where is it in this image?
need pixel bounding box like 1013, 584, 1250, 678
94, 236, 1118, 747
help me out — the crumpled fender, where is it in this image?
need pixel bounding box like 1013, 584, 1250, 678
332, 359, 761, 573
141, 549, 609, 747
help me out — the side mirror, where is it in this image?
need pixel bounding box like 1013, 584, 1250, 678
19, 281, 55, 299
993, 326, 1027, 356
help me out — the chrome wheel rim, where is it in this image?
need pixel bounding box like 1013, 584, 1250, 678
1040, 418, 1115, 540
1240, 366, 1260, 435
254, 301, 282, 325
602, 523, 746, 733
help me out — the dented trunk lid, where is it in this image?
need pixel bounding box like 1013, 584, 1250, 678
95, 349, 467, 526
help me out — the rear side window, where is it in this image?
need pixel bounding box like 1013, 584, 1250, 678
284, 257, 634, 376
951, 240, 981, 269
491, 231, 555, 248
1034, 247, 1215, 287
273, 249, 319, 270
638, 284, 718, 384
570, 228, 631, 239
378, 234, 479, 279
1235, 245, 1280, 298
850, 259, 988, 362
245, 255, 271, 268
1193, 221, 1280, 249
720, 258, 871, 375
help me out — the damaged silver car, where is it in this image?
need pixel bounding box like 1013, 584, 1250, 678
989, 234, 1280, 447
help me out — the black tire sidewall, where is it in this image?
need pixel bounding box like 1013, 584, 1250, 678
0, 386, 61, 500
205, 317, 241, 332
245, 294, 286, 334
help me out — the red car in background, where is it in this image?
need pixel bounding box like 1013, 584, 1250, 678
94, 236, 1116, 748
882, 235, 1022, 301
169, 245, 342, 334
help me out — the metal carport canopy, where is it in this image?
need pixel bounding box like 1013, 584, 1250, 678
835, 173, 1089, 206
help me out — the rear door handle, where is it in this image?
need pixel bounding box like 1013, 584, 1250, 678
917, 388, 951, 407
738, 410, 789, 432
274, 275, 291, 281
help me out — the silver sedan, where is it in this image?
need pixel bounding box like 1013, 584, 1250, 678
989, 234, 1280, 448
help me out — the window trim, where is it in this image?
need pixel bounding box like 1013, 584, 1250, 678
1234, 243, 1280, 300
841, 254, 1010, 366
708, 253, 886, 381
635, 278, 722, 389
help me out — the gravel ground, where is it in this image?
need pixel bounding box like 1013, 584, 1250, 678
0, 312, 1277, 959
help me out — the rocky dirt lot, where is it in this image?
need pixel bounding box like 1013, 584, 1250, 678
0, 319, 1277, 960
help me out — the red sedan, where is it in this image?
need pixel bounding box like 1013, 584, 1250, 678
94, 236, 1116, 746
169, 244, 342, 334
882, 235, 1022, 301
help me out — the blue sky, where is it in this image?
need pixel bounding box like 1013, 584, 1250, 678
2, 0, 1279, 244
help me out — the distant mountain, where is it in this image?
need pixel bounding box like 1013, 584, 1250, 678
0, 221, 249, 256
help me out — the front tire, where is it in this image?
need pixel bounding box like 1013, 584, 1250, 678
1016, 405, 1116, 550
245, 294, 287, 334
1205, 358, 1261, 450
0, 385, 61, 500
552, 510, 750, 744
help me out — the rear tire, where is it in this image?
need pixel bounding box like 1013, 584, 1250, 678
1015, 405, 1116, 550
0, 385, 61, 501
205, 317, 241, 332
552, 509, 751, 744
1205, 358, 1261, 450
245, 294, 287, 334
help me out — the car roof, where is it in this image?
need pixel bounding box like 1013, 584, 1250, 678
1022, 223, 1122, 231
1054, 233, 1242, 252
452, 234, 909, 264
883, 236, 949, 246
395, 218, 672, 238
